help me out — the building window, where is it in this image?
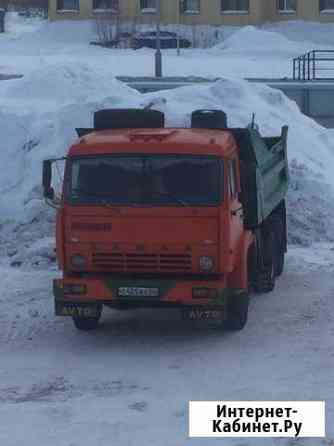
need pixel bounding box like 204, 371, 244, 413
320, 0, 334, 12
181, 0, 200, 14
57, 0, 79, 11
277, 0, 297, 13
93, 0, 118, 11
140, 0, 157, 13
221, 0, 249, 13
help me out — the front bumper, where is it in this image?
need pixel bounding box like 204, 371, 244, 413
53, 275, 242, 314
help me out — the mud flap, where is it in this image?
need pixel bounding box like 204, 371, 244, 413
182, 306, 226, 321
55, 301, 101, 318
225, 289, 249, 331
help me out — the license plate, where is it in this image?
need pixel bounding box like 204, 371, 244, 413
182, 307, 224, 321
55, 302, 100, 318
117, 287, 160, 298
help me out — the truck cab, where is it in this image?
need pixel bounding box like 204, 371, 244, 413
43, 109, 288, 332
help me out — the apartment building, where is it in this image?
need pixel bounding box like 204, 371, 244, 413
49, 0, 334, 24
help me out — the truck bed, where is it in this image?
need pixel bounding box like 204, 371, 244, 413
231, 126, 289, 228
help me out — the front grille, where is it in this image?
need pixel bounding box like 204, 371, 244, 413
92, 252, 192, 273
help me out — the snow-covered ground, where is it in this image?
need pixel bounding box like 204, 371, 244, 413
1, 13, 334, 446
0, 245, 333, 445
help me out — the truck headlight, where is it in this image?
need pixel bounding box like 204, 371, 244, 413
71, 254, 87, 268
199, 256, 214, 272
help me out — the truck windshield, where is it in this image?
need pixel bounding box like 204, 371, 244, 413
67, 155, 222, 206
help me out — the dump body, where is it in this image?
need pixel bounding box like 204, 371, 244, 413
232, 127, 289, 228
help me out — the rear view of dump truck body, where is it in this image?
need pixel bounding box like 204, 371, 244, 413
43, 109, 289, 331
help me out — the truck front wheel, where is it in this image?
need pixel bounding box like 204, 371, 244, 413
72, 306, 102, 331
225, 290, 249, 331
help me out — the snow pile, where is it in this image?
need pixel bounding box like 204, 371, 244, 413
0, 63, 140, 219
263, 20, 334, 47
20, 19, 97, 46
213, 25, 312, 54
148, 79, 334, 182
148, 81, 334, 245
2, 63, 139, 106
1, 64, 334, 267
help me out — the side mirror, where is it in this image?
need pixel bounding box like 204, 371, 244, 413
42, 160, 54, 200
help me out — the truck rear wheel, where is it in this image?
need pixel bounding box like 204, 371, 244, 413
253, 231, 276, 293
273, 200, 287, 277
275, 247, 285, 277
225, 290, 249, 331
274, 221, 285, 277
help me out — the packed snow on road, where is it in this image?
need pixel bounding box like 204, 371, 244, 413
0, 13, 333, 446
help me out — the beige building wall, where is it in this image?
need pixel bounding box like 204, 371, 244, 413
49, 0, 334, 24
266, 0, 334, 23
49, 0, 265, 23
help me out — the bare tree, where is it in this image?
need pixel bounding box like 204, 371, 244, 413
191, 23, 198, 48
93, 11, 142, 49
94, 11, 118, 46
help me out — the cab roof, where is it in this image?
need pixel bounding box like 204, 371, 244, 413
68, 128, 237, 158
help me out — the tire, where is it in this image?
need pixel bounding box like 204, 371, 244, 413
191, 109, 228, 130
225, 290, 249, 331
273, 220, 285, 277
73, 315, 101, 331
273, 200, 287, 277
275, 247, 285, 277
94, 109, 165, 131
253, 230, 276, 293
72, 306, 102, 331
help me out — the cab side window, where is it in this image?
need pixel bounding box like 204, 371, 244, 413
228, 159, 238, 198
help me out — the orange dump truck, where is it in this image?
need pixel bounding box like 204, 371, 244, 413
43, 109, 289, 331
